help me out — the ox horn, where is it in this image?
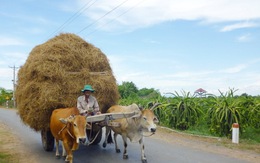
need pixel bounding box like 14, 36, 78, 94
150, 102, 161, 111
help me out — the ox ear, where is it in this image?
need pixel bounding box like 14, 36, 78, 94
153, 116, 159, 123
131, 110, 142, 118
59, 118, 68, 124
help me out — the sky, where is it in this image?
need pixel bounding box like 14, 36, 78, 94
1, 0, 260, 96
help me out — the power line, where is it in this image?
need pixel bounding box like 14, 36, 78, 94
45, 0, 98, 40
77, 0, 130, 34
85, 0, 146, 37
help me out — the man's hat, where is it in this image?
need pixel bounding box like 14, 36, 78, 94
81, 85, 95, 92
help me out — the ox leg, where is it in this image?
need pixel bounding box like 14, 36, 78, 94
102, 126, 110, 148
55, 139, 60, 159
63, 141, 73, 163
139, 137, 147, 163
122, 135, 128, 159
62, 142, 67, 159
114, 133, 121, 153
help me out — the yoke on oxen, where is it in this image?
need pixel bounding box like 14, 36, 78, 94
83, 111, 137, 145
86, 112, 136, 126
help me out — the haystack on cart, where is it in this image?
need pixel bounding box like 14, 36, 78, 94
15, 33, 125, 151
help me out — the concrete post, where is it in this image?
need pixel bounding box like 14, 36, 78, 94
232, 123, 239, 144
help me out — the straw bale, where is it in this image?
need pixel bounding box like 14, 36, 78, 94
15, 33, 119, 132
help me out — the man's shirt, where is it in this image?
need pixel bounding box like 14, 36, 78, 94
77, 95, 99, 114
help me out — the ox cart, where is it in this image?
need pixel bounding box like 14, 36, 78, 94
41, 111, 136, 151
15, 33, 122, 152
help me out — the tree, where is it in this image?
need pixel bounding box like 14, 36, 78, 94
138, 88, 161, 98
118, 81, 138, 99
0, 87, 13, 106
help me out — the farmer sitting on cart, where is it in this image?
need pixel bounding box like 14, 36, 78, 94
77, 84, 101, 116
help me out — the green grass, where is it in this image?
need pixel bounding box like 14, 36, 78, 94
167, 125, 260, 153
0, 153, 12, 163
183, 118, 218, 137
240, 127, 260, 143
0, 151, 20, 163
178, 122, 260, 144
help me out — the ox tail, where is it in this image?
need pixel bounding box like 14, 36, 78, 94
107, 129, 113, 144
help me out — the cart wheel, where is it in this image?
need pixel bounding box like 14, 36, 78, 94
41, 130, 54, 151
87, 125, 102, 145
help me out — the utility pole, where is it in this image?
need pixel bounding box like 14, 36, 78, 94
9, 65, 19, 108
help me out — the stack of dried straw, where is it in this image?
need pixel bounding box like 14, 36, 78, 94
15, 33, 119, 131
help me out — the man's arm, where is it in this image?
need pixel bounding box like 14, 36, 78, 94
93, 97, 100, 114
77, 97, 86, 114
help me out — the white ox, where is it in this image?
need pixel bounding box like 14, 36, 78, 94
102, 103, 159, 163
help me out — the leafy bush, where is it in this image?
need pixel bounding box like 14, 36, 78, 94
0, 88, 13, 106
155, 91, 203, 130
207, 89, 242, 136
117, 82, 260, 141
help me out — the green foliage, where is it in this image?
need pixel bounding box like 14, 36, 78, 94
0, 87, 13, 106
240, 126, 260, 143
118, 81, 138, 99
138, 88, 161, 98
0, 153, 11, 161
117, 81, 260, 141
207, 89, 243, 136
238, 95, 260, 129
118, 81, 161, 106
158, 91, 203, 130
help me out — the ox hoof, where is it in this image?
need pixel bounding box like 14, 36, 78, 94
123, 155, 128, 159
116, 149, 121, 153
55, 155, 61, 159
102, 143, 107, 148
142, 159, 147, 163
65, 156, 71, 163
62, 155, 66, 160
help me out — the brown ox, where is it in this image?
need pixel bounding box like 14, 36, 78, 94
102, 103, 159, 163
50, 107, 87, 163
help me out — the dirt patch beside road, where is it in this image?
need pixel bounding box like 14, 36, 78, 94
153, 127, 260, 163
0, 121, 39, 163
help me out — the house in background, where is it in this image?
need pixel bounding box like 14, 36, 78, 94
194, 88, 207, 97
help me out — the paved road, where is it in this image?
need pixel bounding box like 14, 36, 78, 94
0, 108, 250, 163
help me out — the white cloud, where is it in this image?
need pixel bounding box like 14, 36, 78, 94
220, 22, 258, 32
142, 39, 161, 44
0, 68, 13, 78
108, 55, 260, 96
221, 64, 247, 73
0, 51, 27, 67
3, 52, 25, 59
0, 37, 25, 46
133, 70, 260, 96
2, 11, 52, 25
24, 27, 45, 34
77, 0, 260, 31
164, 71, 213, 78
237, 33, 252, 42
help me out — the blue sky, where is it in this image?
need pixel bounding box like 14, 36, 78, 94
1, 0, 260, 96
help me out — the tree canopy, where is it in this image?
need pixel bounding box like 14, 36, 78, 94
0, 87, 13, 105
118, 81, 161, 99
